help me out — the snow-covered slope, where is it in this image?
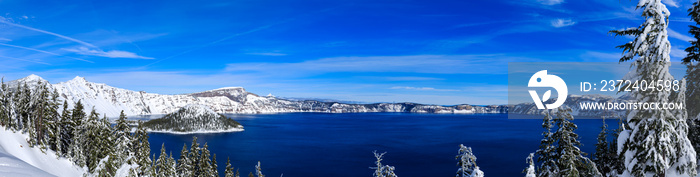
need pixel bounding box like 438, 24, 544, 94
7, 75, 508, 117
0, 128, 86, 177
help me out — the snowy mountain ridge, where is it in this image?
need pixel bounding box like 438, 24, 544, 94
6, 75, 508, 117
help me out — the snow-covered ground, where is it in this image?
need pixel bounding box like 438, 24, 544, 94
0, 128, 86, 177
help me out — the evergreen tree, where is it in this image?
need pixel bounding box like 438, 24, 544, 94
225, 157, 236, 177
189, 136, 202, 176
552, 108, 600, 177
684, 2, 700, 173
524, 153, 536, 177
132, 121, 152, 176
371, 152, 396, 177
611, 0, 697, 176
212, 154, 218, 177
255, 161, 265, 177
177, 144, 191, 176
0, 77, 6, 127
199, 142, 214, 177
535, 111, 558, 177
593, 118, 613, 176
456, 144, 484, 177
684, 0, 700, 63
164, 152, 177, 177
113, 110, 131, 165
155, 144, 168, 176
58, 100, 72, 157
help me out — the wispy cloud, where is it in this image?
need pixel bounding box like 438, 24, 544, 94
0, 55, 50, 65
226, 54, 533, 76
382, 77, 444, 81
551, 19, 576, 28
0, 17, 97, 48
390, 86, 460, 92
246, 52, 288, 56
0, 43, 92, 63
668, 28, 693, 42
537, 0, 564, 5
64, 47, 154, 59
671, 47, 687, 59
663, 0, 679, 8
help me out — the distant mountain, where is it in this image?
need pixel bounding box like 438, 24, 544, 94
508, 94, 629, 118
142, 104, 243, 133
6, 75, 509, 117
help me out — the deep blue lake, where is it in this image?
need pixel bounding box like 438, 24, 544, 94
143, 113, 614, 177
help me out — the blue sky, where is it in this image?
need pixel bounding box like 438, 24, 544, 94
0, 0, 695, 105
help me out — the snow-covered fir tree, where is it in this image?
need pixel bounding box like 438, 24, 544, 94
178, 144, 192, 176
199, 142, 215, 177
255, 161, 265, 177
371, 151, 397, 177
535, 111, 559, 177
225, 157, 238, 177
456, 144, 484, 177
189, 136, 202, 176
593, 118, 614, 176
132, 121, 153, 176
552, 108, 600, 176
610, 0, 698, 176
684, 1, 700, 173
524, 153, 536, 177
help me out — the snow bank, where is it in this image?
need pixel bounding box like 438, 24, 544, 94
0, 128, 86, 177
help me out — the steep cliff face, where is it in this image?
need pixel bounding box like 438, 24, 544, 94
7, 75, 509, 117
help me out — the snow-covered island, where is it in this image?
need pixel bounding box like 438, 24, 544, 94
142, 104, 244, 134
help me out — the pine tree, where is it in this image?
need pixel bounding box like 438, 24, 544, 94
199, 142, 214, 177
684, 2, 700, 173
177, 143, 191, 176
524, 153, 536, 177
58, 100, 72, 157
684, 0, 700, 63
0, 77, 6, 128
114, 110, 131, 165
456, 144, 484, 177
164, 152, 177, 177
552, 108, 601, 177
255, 161, 265, 177
611, 0, 698, 176
225, 157, 236, 177
371, 152, 397, 177
189, 136, 202, 176
132, 121, 152, 176
535, 111, 558, 177
155, 144, 169, 176
593, 118, 613, 175
212, 154, 218, 176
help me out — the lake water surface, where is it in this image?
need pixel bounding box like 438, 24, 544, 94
144, 113, 613, 177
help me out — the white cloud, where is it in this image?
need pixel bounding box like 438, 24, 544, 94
246, 52, 287, 56
390, 86, 460, 92
671, 47, 687, 58
64, 47, 154, 59
668, 28, 694, 42
663, 0, 679, 8
551, 19, 576, 28
537, 0, 564, 5
0, 17, 98, 48
225, 54, 535, 76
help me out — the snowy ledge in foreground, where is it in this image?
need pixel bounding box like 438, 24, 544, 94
146, 127, 245, 134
